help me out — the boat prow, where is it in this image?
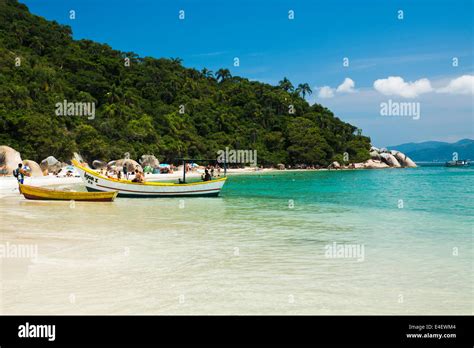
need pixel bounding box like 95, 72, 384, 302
72, 160, 227, 198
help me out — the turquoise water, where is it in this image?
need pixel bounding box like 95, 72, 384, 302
1, 167, 472, 314
224, 167, 473, 217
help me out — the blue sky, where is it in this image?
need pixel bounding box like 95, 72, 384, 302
23, 0, 473, 146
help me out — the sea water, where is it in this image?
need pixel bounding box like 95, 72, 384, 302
0, 167, 472, 314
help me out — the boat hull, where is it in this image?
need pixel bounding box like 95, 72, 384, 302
445, 162, 470, 167
19, 184, 118, 202
85, 186, 221, 198
72, 160, 227, 198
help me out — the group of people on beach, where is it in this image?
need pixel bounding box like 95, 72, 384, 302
130, 168, 145, 183
98, 163, 145, 183
11, 163, 75, 183
201, 164, 221, 181
95, 162, 222, 183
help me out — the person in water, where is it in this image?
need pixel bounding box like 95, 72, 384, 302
13, 163, 25, 184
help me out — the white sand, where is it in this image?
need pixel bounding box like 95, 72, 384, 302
0, 175, 83, 192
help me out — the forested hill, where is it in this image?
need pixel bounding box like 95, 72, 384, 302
0, 0, 371, 166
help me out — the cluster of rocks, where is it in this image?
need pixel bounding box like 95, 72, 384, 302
0, 146, 88, 176
329, 146, 417, 170
0, 145, 161, 177
2, 142, 416, 176
0, 145, 43, 176
92, 154, 160, 173
368, 146, 417, 168
103, 159, 142, 173
40, 155, 63, 174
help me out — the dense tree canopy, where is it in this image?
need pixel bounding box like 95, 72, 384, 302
0, 0, 371, 166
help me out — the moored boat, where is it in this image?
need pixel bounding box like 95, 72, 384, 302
19, 184, 118, 201
445, 160, 470, 167
72, 160, 227, 197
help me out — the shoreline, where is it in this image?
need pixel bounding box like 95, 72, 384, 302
0, 165, 413, 192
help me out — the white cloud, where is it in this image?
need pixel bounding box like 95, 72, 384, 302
317, 78, 356, 99
318, 86, 335, 98
437, 75, 474, 95
336, 78, 356, 93
373, 76, 433, 98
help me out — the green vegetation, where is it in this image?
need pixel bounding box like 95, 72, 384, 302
0, 0, 371, 166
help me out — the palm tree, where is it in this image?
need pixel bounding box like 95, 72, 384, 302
296, 83, 312, 99
103, 104, 117, 118
170, 57, 183, 65
278, 77, 294, 92
188, 69, 200, 79
215, 68, 232, 83
201, 68, 214, 78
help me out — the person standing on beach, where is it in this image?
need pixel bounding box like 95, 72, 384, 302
13, 163, 25, 184
123, 163, 128, 179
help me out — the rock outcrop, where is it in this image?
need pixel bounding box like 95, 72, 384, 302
363, 159, 390, 169
380, 153, 402, 168
71, 152, 90, 168
390, 150, 417, 168
0, 145, 22, 175
337, 146, 417, 170
108, 159, 142, 173
40, 156, 63, 173
92, 160, 107, 169
352, 162, 365, 169
369, 150, 381, 161
370, 146, 380, 153
22, 160, 43, 176
139, 155, 160, 169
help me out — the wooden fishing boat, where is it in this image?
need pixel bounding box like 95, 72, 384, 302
19, 184, 118, 201
72, 160, 227, 198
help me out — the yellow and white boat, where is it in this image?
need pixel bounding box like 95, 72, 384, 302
72, 160, 227, 198
19, 184, 118, 202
